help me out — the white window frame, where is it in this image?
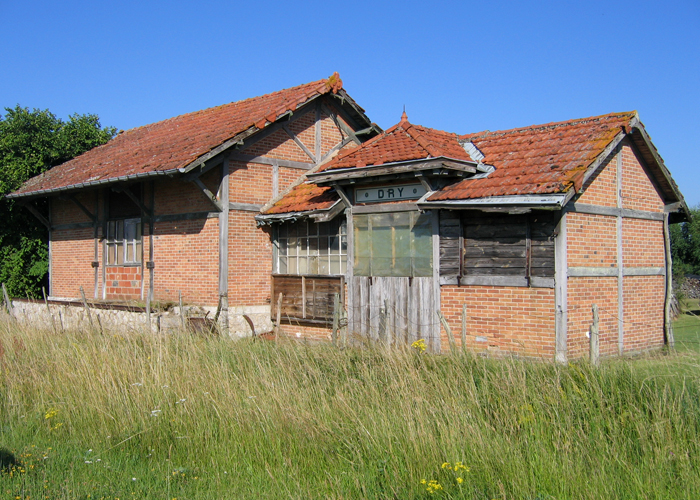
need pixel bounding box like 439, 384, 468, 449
275, 219, 347, 276
106, 218, 142, 265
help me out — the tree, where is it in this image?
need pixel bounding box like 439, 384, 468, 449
670, 205, 700, 277
0, 105, 116, 298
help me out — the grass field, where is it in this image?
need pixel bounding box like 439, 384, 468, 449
1, 309, 699, 499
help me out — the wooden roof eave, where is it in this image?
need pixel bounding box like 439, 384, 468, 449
307, 157, 479, 186
255, 199, 345, 226
417, 191, 575, 213
626, 116, 690, 223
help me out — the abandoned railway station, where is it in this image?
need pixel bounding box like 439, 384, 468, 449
7, 73, 689, 361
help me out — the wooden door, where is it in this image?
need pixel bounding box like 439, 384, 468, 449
347, 276, 439, 351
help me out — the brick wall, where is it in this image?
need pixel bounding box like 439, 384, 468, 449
51, 227, 95, 298
152, 217, 219, 305
566, 139, 667, 358
440, 285, 556, 358
105, 266, 142, 299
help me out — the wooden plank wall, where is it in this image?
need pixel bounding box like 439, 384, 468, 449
271, 275, 343, 325
439, 211, 556, 281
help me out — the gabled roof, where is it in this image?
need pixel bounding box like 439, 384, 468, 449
260, 113, 475, 215
430, 111, 636, 201
9, 73, 361, 199
261, 111, 688, 220
322, 111, 472, 170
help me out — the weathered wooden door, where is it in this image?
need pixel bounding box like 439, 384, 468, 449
347, 276, 439, 350
346, 210, 440, 352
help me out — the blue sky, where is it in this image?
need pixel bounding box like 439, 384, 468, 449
1, 0, 698, 207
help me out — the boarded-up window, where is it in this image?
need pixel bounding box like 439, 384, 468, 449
271, 275, 343, 325
276, 218, 347, 276
439, 211, 555, 283
354, 212, 432, 277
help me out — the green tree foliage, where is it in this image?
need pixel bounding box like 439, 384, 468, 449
0, 105, 116, 298
670, 205, 700, 277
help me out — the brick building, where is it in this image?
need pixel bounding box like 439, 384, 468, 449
8, 74, 378, 335
258, 110, 689, 360
9, 76, 689, 360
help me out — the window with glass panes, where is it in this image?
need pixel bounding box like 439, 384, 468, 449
106, 218, 142, 265
276, 218, 347, 275
353, 211, 432, 277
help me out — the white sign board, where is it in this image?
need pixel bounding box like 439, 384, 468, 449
355, 183, 427, 203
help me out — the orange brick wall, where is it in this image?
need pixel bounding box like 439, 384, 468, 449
50, 227, 95, 298
228, 211, 273, 306
152, 217, 219, 305
440, 286, 556, 358
566, 277, 619, 358
577, 153, 617, 206
623, 276, 665, 352
620, 142, 664, 212
566, 140, 667, 358
105, 266, 142, 299
622, 218, 664, 267
230, 161, 274, 204
567, 212, 617, 267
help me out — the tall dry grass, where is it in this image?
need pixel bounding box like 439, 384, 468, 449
1, 317, 699, 498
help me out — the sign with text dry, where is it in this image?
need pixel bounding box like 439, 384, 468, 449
355, 183, 427, 203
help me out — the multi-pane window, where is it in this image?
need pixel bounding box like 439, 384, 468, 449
106, 218, 142, 265
276, 218, 347, 275
353, 212, 432, 277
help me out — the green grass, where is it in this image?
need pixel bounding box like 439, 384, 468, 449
1, 317, 699, 499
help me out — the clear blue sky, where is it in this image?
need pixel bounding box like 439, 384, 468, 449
1, 0, 697, 207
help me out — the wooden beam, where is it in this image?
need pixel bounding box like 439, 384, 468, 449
192, 178, 222, 212
21, 202, 51, 230
331, 183, 352, 208
229, 202, 263, 212
321, 102, 362, 145
663, 212, 675, 348
352, 203, 419, 214
229, 153, 313, 170
152, 211, 216, 223
181, 160, 222, 182
578, 131, 626, 193
111, 184, 152, 216
315, 102, 322, 161
554, 212, 568, 363
319, 137, 354, 164
282, 124, 316, 162
616, 149, 624, 356
62, 194, 96, 222
565, 203, 664, 221
218, 160, 230, 334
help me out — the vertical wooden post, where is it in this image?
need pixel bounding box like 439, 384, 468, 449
42, 287, 57, 334
663, 212, 675, 349
218, 159, 230, 335
275, 292, 282, 342
554, 212, 568, 364
332, 293, 340, 346
590, 304, 600, 367
2, 283, 14, 319
437, 310, 457, 354
616, 149, 624, 356
461, 303, 467, 353
178, 291, 185, 331
379, 300, 387, 345
79, 286, 95, 331
301, 276, 307, 320
146, 286, 152, 333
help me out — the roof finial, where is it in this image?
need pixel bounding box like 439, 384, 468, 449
400, 105, 408, 123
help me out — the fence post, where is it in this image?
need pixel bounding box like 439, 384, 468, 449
1, 283, 14, 319
590, 304, 600, 367
437, 310, 457, 354
79, 286, 95, 331
42, 287, 57, 333
461, 303, 467, 353
332, 293, 340, 346
178, 291, 185, 331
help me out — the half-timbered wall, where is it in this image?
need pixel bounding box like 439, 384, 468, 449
566, 139, 666, 358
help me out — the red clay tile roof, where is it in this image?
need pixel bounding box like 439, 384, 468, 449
263, 111, 638, 215
11, 74, 346, 198
321, 114, 471, 170
429, 111, 635, 201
